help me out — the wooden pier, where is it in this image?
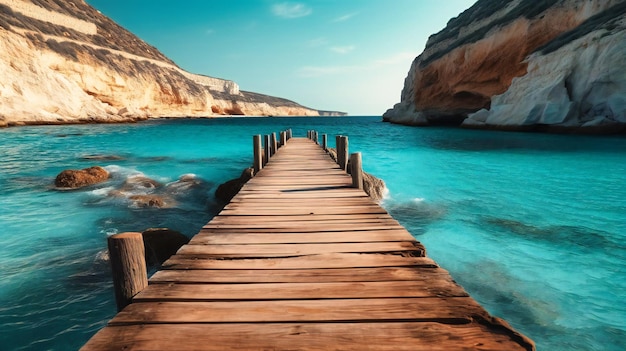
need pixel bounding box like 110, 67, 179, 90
81, 132, 534, 350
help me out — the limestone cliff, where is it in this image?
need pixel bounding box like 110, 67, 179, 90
384, 0, 626, 133
0, 0, 328, 127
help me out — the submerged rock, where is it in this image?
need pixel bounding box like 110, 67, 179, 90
121, 175, 162, 191
54, 166, 109, 189
128, 194, 167, 208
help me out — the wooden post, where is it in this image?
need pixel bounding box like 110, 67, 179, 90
287, 129, 292, 140
280, 131, 287, 147
313, 131, 318, 145
335, 135, 342, 165
338, 136, 348, 171
107, 232, 148, 312
253, 134, 262, 173
322, 134, 327, 151
271, 132, 277, 156
350, 152, 363, 189
264, 134, 271, 166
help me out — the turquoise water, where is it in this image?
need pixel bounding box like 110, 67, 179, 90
0, 116, 625, 350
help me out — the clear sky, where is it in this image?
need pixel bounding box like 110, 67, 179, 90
85, 0, 476, 115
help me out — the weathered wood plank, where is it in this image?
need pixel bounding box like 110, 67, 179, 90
176, 242, 423, 257
190, 230, 416, 244
81, 322, 533, 351
110, 298, 487, 325
149, 267, 452, 284
162, 253, 434, 270
134, 280, 469, 301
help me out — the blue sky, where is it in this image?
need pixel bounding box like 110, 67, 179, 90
86, 0, 476, 115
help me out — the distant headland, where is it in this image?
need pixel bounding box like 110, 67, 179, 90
0, 0, 345, 127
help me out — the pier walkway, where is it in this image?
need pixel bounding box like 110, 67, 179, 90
81, 135, 534, 350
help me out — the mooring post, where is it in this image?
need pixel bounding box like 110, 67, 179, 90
107, 232, 148, 312
350, 152, 363, 189
335, 135, 342, 165
253, 134, 262, 173
313, 131, 318, 145
280, 131, 287, 147
264, 134, 271, 166
322, 134, 328, 151
338, 136, 349, 171
287, 129, 292, 140
271, 132, 277, 156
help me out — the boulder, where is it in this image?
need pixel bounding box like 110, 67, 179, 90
215, 167, 254, 203
54, 166, 109, 188
141, 228, 189, 266
363, 172, 387, 202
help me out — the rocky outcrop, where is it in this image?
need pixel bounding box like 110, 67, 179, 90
362, 172, 387, 202
215, 167, 254, 203
384, 0, 626, 133
141, 228, 189, 266
0, 0, 333, 127
327, 147, 387, 201
54, 165, 109, 188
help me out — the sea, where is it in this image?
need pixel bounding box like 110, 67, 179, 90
0, 116, 624, 351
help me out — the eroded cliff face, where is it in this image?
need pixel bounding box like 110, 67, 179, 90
384, 0, 626, 133
0, 0, 324, 127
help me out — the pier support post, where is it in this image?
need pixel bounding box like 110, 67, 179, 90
350, 152, 363, 189
287, 129, 292, 140
264, 134, 271, 166
280, 131, 287, 147
337, 135, 348, 171
253, 135, 262, 173
313, 131, 318, 145
322, 134, 327, 151
107, 232, 148, 312
271, 133, 277, 156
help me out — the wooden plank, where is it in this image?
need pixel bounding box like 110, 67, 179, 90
134, 280, 469, 301
210, 213, 395, 221
110, 298, 487, 325
81, 322, 533, 351
162, 253, 435, 270
149, 267, 452, 284
176, 242, 423, 257
208, 216, 399, 225
217, 208, 391, 216
190, 230, 416, 244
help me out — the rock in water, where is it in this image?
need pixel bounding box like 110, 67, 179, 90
215, 168, 254, 203
363, 172, 387, 202
128, 194, 167, 208
54, 166, 109, 189
142, 228, 189, 266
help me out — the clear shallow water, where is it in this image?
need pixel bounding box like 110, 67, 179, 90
0, 117, 625, 350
